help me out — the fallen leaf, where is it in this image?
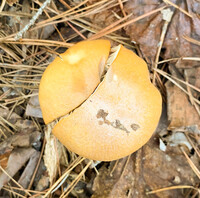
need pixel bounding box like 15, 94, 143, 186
15, 119, 38, 133
0, 108, 21, 124
33, 159, 48, 189
86, 1, 124, 39
0, 107, 38, 138
166, 81, 200, 129
92, 136, 198, 198
0, 147, 35, 189
18, 150, 40, 189
124, 0, 200, 68
0, 151, 11, 169
88, 7, 119, 28
25, 91, 43, 118
0, 131, 41, 155
185, 67, 200, 100
92, 157, 135, 198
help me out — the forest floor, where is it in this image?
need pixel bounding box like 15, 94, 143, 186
0, 0, 200, 197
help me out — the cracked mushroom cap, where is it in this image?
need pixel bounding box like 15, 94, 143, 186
52, 44, 162, 161
39, 40, 111, 124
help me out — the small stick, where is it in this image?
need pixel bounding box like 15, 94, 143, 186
153, 8, 173, 85
14, 0, 52, 41
163, 0, 192, 18
0, 0, 6, 12
0, 166, 32, 196
118, 0, 126, 17
58, 0, 71, 9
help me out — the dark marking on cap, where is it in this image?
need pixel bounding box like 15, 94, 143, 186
130, 124, 140, 131
96, 109, 131, 133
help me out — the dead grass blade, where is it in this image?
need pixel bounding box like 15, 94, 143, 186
0, 63, 46, 71
120, 155, 131, 179
163, 0, 193, 18
183, 36, 200, 46
35, 0, 90, 25
0, 166, 32, 196
4, 185, 46, 195
184, 70, 200, 116
158, 57, 200, 64
60, 160, 93, 198
153, 8, 173, 84
110, 159, 119, 176
43, 156, 85, 197
2, 186, 27, 198
1, 38, 73, 47
33, 0, 122, 31
71, 19, 133, 47
181, 147, 200, 179
28, 138, 46, 190
186, 135, 200, 159
0, 44, 21, 61
0, 0, 6, 12
118, 0, 126, 17
147, 185, 200, 195
89, 5, 166, 40
88, 14, 131, 40
154, 68, 200, 105
58, 0, 71, 9
0, 11, 33, 17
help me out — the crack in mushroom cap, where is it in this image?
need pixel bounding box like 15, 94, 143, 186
52, 45, 162, 161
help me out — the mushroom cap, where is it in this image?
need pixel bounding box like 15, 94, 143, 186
52, 45, 162, 161
39, 40, 111, 124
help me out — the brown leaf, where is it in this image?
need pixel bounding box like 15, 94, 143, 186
15, 119, 38, 133
18, 151, 40, 189
25, 91, 43, 118
33, 159, 48, 189
185, 67, 200, 99
92, 136, 198, 198
0, 108, 21, 124
86, 1, 123, 38
124, 0, 200, 68
0, 151, 11, 169
0, 131, 41, 155
92, 157, 135, 198
0, 108, 38, 136
89, 8, 119, 28
166, 81, 200, 129
0, 147, 35, 189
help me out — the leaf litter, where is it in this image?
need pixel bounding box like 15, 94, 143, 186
0, 0, 200, 197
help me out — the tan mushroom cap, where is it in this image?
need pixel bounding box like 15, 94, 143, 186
39, 40, 111, 124
52, 45, 162, 161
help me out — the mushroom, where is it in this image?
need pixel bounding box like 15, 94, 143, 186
39, 40, 162, 161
